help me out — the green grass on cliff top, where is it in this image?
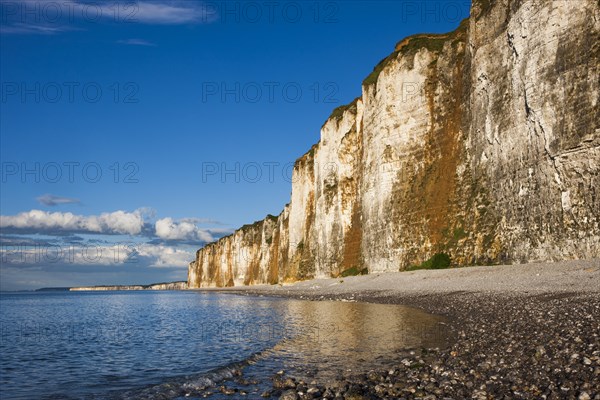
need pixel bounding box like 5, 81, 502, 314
362, 18, 468, 88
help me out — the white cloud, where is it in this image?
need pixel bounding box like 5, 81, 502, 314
137, 244, 195, 267
117, 38, 156, 46
1, 208, 221, 243
1, 242, 193, 268
1, 1, 216, 35
132, 1, 211, 24
155, 218, 214, 242
0, 22, 74, 35
37, 194, 81, 207
0, 209, 146, 235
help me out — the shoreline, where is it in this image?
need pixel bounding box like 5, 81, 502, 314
191, 259, 599, 300
191, 260, 600, 399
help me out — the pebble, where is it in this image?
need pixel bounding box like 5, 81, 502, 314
278, 389, 299, 400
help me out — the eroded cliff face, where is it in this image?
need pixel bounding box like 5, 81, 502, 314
189, 0, 599, 288
467, 0, 600, 262
70, 281, 188, 291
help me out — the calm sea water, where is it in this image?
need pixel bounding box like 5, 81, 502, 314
0, 291, 451, 399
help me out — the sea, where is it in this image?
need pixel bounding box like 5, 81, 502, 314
0, 290, 451, 399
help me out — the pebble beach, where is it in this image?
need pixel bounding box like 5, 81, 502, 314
199, 260, 600, 399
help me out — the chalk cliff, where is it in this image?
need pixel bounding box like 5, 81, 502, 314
70, 281, 188, 291
188, 0, 599, 288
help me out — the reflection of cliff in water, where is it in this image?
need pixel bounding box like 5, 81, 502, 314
270, 299, 451, 376
100, 294, 454, 399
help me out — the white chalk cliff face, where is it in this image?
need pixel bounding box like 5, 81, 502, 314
188, 0, 599, 288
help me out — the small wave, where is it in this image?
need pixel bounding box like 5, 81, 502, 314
111, 341, 284, 400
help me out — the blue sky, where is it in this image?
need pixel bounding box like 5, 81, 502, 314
0, 0, 470, 290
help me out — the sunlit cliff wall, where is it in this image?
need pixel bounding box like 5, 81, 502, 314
189, 0, 599, 287
70, 281, 188, 291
